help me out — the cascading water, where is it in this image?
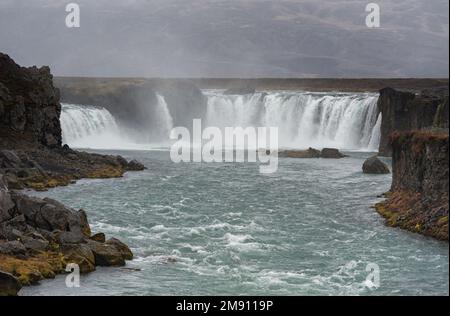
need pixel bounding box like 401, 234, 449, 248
205, 91, 381, 151
61, 91, 381, 151
61, 96, 174, 150
60, 103, 129, 149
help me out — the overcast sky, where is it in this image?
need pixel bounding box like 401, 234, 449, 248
0, 0, 448, 77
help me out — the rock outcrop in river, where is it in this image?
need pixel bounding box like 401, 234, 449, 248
375, 130, 449, 241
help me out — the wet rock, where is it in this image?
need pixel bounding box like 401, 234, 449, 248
90, 232, 106, 243
86, 240, 126, 267
127, 159, 145, 171
0, 270, 22, 296
320, 148, 347, 159
106, 238, 133, 260
61, 244, 96, 274
278, 148, 321, 158
363, 156, 390, 174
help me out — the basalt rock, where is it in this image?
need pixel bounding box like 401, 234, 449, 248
1, 54, 138, 292
0, 175, 134, 286
320, 148, 347, 159
0, 53, 61, 148
278, 147, 347, 159
377, 87, 449, 156
86, 239, 126, 267
375, 130, 449, 241
0, 270, 22, 296
362, 156, 390, 174
278, 148, 321, 158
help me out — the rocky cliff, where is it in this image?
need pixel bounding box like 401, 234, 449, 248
0, 53, 144, 191
377, 87, 449, 156
1, 53, 145, 295
0, 53, 61, 148
376, 130, 449, 241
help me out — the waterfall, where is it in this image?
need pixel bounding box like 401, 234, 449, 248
60, 91, 381, 151
205, 91, 381, 151
61, 95, 173, 150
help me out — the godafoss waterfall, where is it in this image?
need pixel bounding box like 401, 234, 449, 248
59, 91, 381, 151
22, 90, 448, 296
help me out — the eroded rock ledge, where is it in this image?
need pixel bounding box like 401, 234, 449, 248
375, 130, 449, 241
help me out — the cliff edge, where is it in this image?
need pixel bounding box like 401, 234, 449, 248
377, 87, 449, 156
375, 130, 449, 241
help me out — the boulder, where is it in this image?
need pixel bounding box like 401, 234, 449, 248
11, 193, 91, 237
0, 240, 27, 256
86, 240, 126, 267
0, 270, 22, 296
106, 238, 133, 260
90, 232, 106, 243
363, 156, 390, 174
22, 237, 49, 253
127, 160, 145, 171
61, 244, 96, 274
320, 148, 347, 159
0, 215, 28, 241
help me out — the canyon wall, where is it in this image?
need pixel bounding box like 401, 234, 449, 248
376, 131, 449, 241
377, 87, 449, 156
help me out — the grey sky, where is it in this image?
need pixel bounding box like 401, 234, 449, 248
0, 0, 448, 77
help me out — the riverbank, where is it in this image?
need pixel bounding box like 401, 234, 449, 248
1, 53, 144, 296
375, 130, 449, 241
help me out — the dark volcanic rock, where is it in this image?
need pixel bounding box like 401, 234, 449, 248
362, 156, 390, 174
0, 270, 22, 296
376, 131, 449, 241
0, 175, 14, 223
278, 147, 347, 159
377, 87, 449, 156
0, 240, 27, 256
106, 238, 133, 260
90, 232, 106, 243
1, 54, 137, 289
0, 53, 61, 147
278, 148, 321, 158
86, 239, 126, 267
320, 148, 347, 159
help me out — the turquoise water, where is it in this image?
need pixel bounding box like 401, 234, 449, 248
20, 150, 449, 296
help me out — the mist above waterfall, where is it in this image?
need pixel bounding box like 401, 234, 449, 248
61, 90, 381, 152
